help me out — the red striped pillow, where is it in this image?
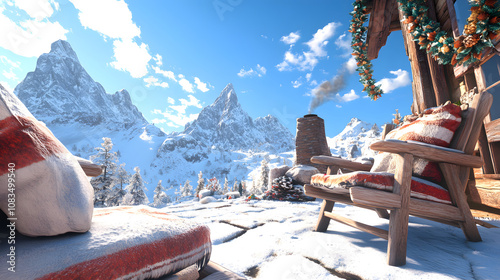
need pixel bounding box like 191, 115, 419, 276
372, 102, 462, 184
11, 206, 212, 280
0, 84, 93, 236
311, 172, 452, 204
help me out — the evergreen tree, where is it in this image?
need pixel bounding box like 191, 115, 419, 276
232, 179, 238, 192
223, 177, 229, 194
151, 180, 170, 207
195, 171, 204, 197
106, 163, 129, 207
238, 181, 243, 196
122, 167, 149, 205
90, 137, 119, 207
260, 159, 269, 191
181, 179, 193, 197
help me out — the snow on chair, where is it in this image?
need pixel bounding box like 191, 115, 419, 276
304, 91, 494, 266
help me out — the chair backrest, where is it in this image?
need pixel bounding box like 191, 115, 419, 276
451, 91, 493, 154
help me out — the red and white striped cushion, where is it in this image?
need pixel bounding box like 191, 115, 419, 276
0, 84, 93, 236
4, 206, 212, 280
311, 172, 452, 204
372, 102, 462, 183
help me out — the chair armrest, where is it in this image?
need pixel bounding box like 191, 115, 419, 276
75, 156, 102, 177
311, 155, 373, 171
369, 140, 483, 168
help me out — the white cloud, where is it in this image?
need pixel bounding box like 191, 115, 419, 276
305, 73, 312, 82
280, 31, 300, 45
14, 0, 57, 20
69, 0, 140, 40
310, 80, 318, 86
306, 22, 340, 56
336, 104, 342, 108
2, 69, 17, 80
152, 66, 177, 81
153, 54, 162, 66
292, 80, 302, 88
69, 0, 153, 79
335, 33, 351, 52
238, 64, 266, 77
336, 89, 359, 102
110, 39, 151, 78
152, 95, 202, 128
178, 78, 194, 93
0, 5, 68, 57
376, 69, 411, 93
0, 56, 20, 68
167, 97, 175, 104
194, 77, 209, 92
346, 56, 357, 74
276, 22, 340, 72
143, 76, 168, 88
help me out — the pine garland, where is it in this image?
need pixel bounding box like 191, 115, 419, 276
398, 0, 500, 67
349, 0, 384, 100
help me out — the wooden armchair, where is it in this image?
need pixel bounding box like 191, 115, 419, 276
304, 91, 493, 266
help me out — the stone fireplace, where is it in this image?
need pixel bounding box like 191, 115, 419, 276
295, 114, 331, 173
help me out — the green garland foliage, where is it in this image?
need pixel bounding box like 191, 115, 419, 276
398, 0, 500, 67
349, 0, 383, 100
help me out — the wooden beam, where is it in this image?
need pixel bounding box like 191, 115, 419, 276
366, 0, 397, 60
425, 0, 451, 106
485, 119, 500, 143
311, 156, 373, 171
387, 153, 413, 266
76, 157, 102, 177
350, 187, 401, 210
323, 211, 389, 240
369, 141, 484, 168
398, 5, 437, 113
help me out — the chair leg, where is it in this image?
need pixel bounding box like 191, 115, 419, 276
387, 153, 413, 266
315, 200, 335, 232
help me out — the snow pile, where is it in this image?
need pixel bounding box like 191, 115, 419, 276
162, 199, 500, 280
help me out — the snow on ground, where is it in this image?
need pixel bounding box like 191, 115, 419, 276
161, 199, 500, 280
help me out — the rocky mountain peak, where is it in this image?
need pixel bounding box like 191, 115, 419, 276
49, 40, 79, 62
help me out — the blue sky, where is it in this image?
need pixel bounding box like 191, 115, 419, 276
0, 0, 414, 137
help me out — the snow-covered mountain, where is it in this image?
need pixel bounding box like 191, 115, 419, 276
13, 40, 294, 198
14, 40, 165, 155
327, 118, 383, 161
151, 83, 295, 186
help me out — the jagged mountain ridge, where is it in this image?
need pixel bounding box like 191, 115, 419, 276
15, 40, 148, 130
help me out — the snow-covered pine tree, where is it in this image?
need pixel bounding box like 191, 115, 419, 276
195, 171, 204, 197
181, 179, 193, 197
122, 167, 149, 205
260, 159, 269, 193
106, 163, 130, 207
90, 137, 119, 207
223, 177, 229, 194
232, 179, 238, 192
151, 180, 170, 207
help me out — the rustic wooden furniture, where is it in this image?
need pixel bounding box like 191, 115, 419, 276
304, 91, 493, 266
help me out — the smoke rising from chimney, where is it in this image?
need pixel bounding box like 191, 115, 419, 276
308, 60, 355, 113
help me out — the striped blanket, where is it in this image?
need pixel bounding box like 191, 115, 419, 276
0, 206, 212, 280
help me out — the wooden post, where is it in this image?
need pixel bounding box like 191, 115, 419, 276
425, 0, 451, 106
398, 5, 437, 113
387, 153, 413, 266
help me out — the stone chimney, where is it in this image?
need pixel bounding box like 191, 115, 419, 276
295, 114, 331, 173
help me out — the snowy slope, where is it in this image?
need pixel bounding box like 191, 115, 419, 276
162, 199, 500, 280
